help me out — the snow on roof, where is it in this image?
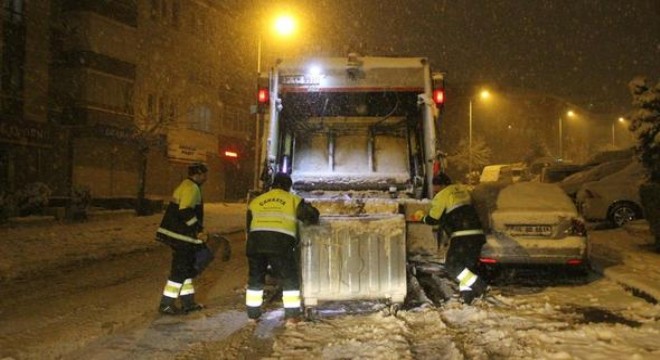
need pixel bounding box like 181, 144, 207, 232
559, 159, 631, 194
597, 160, 647, 184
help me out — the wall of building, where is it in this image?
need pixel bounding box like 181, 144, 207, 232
1, 0, 254, 212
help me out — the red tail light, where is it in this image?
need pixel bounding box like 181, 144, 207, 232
566, 259, 583, 266
479, 257, 498, 264
257, 88, 269, 104
432, 89, 445, 105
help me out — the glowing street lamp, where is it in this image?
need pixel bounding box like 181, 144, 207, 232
612, 117, 626, 147
468, 89, 491, 174
558, 110, 576, 160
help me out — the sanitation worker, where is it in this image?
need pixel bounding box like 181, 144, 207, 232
245, 172, 319, 323
156, 162, 208, 315
415, 172, 487, 304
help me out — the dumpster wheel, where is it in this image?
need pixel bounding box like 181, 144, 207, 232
304, 307, 319, 321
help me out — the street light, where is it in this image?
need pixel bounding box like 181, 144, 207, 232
468, 89, 491, 174
612, 117, 626, 147
558, 110, 575, 160
253, 14, 297, 190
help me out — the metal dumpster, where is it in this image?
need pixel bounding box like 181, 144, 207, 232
299, 214, 407, 309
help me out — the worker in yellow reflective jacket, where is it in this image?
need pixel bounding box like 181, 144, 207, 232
245, 172, 319, 323
156, 163, 208, 315
417, 172, 487, 304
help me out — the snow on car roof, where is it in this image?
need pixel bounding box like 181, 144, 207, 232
597, 160, 647, 184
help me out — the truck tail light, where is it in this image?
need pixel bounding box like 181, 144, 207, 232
432, 89, 444, 105
257, 88, 269, 104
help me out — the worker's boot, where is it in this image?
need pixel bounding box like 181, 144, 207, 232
158, 295, 182, 315
180, 294, 204, 314
284, 307, 302, 324
247, 306, 262, 321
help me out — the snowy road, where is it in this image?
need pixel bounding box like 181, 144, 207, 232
1, 230, 659, 359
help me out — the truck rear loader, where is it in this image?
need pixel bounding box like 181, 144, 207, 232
255, 54, 446, 315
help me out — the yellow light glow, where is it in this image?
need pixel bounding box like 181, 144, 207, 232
618, 117, 626, 123
567, 110, 576, 118
273, 15, 296, 37
480, 90, 491, 100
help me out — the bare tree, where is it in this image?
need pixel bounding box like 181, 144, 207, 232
446, 136, 492, 181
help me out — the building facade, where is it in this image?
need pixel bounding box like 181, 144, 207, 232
0, 0, 254, 212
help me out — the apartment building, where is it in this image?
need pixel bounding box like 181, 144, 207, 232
0, 0, 254, 209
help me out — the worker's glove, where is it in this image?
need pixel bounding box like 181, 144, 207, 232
412, 210, 426, 222
197, 232, 209, 243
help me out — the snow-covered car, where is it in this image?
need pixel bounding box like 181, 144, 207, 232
479, 182, 588, 269
558, 159, 631, 199
575, 161, 646, 227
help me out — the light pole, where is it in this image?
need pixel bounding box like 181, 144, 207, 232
253, 35, 263, 191
253, 14, 296, 190
612, 117, 626, 147
468, 89, 490, 174
558, 110, 575, 160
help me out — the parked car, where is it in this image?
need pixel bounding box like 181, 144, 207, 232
479, 182, 588, 271
558, 159, 631, 199
540, 163, 585, 183
480, 164, 514, 183
576, 161, 646, 227
539, 148, 634, 184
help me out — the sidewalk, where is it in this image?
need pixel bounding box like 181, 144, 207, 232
0, 203, 246, 282
1, 203, 658, 304
588, 220, 659, 303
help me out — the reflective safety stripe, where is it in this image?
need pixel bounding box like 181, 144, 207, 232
245, 289, 264, 307
163, 280, 182, 298
450, 229, 484, 238
186, 217, 198, 226
446, 202, 470, 214
282, 290, 301, 309
457, 268, 478, 291
156, 227, 203, 244
253, 211, 298, 222
180, 278, 195, 296
249, 226, 296, 237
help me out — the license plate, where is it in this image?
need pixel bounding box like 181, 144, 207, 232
505, 224, 553, 236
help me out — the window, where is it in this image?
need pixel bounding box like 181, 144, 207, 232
1, 0, 25, 117
83, 72, 133, 114
189, 104, 212, 133
3, 0, 23, 24
146, 94, 175, 127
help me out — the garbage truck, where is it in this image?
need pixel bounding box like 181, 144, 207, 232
254, 54, 446, 315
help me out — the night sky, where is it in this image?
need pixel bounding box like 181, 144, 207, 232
259, 0, 659, 114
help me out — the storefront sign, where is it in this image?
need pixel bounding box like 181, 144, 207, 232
167, 143, 207, 163
0, 120, 52, 147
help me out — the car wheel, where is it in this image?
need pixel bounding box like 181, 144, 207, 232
608, 202, 640, 227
